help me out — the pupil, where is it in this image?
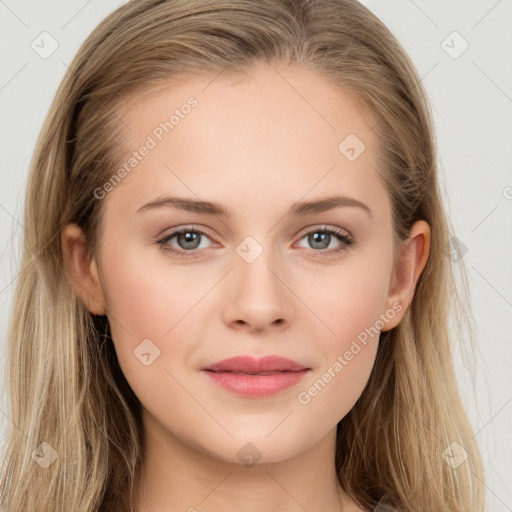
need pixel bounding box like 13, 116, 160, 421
179, 232, 200, 249
309, 232, 329, 249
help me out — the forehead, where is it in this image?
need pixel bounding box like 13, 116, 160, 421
105, 62, 387, 218
117, 61, 375, 149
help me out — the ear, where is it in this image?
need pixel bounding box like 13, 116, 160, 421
61, 223, 107, 315
381, 220, 431, 331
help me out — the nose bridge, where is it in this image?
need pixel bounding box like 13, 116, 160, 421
223, 234, 293, 330
235, 235, 283, 299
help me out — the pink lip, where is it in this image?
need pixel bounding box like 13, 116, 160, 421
201, 356, 311, 397
204, 355, 309, 373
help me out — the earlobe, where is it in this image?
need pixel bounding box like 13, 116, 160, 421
61, 223, 107, 316
381, 220, 431, 331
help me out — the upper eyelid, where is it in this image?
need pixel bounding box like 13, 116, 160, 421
160, 225, 218, 242
296, 224, 352, 238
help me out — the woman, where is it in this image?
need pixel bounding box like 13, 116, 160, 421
0, 0, 485, 510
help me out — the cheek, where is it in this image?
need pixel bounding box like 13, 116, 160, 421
99, 243, 199, 371
305, 255, 392, 346
105, 269, 178, 335
100, 257, 202, 415
292, 254, 392, 416
294, 282, 385, 428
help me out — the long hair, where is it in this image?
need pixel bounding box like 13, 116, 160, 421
0, 1, 486, 510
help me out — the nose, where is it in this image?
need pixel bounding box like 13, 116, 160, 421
221, 249, 294, 333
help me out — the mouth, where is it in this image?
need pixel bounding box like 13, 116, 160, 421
205, 370, 300, 375
201, 355, 311, 397
203, 355, 310, 373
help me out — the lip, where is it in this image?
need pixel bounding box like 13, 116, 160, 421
201, 355, 311, 397
203, 355, 309, 373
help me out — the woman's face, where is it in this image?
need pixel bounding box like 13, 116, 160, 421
74, 62, 422, 464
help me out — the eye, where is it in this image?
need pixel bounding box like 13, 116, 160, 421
156, 226, 216, 258
295, 225, 354, 256
156, 224, 355, 258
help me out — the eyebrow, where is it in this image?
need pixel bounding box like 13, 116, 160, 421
136, 194, 372, 218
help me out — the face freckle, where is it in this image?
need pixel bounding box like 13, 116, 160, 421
93, 61, 398, 467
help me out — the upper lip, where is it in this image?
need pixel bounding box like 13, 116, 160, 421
203, 355, 310, 373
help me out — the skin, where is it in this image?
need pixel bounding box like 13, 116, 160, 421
62, 61, 430, 511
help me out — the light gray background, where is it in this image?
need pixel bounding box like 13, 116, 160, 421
0, 1, 511, 510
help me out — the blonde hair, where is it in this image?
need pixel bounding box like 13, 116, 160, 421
0, 0, 486, 510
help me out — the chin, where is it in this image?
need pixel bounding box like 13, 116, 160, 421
190, 430, 312, 467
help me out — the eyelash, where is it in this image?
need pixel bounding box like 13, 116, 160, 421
156, 225, 355, 258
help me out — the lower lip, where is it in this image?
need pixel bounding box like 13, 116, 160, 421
202, 370, 310, 397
